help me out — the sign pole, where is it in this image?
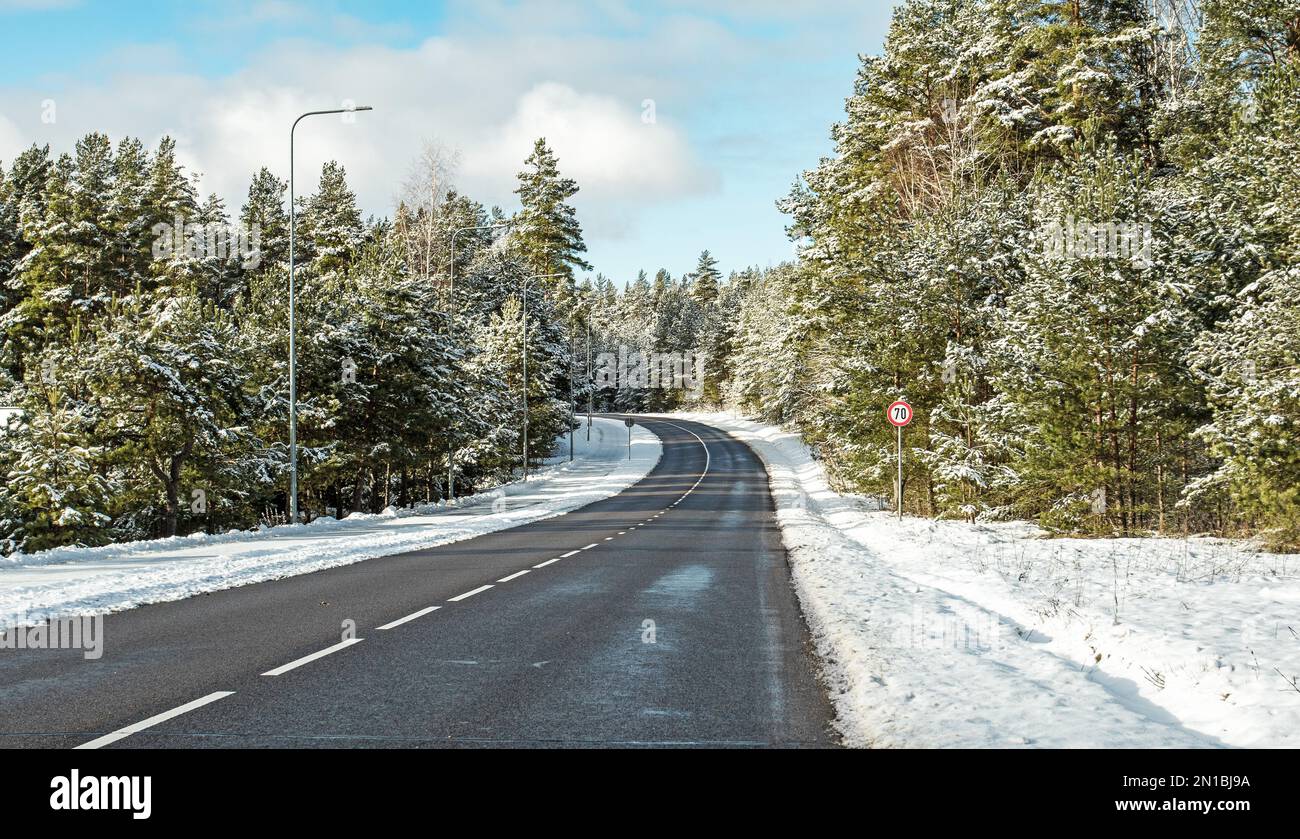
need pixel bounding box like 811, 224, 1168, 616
897, 424, 903, 521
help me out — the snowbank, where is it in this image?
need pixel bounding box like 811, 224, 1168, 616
665, 411, 1300, 749
0, 417, 660, 625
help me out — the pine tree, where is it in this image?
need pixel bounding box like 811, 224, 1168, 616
727, 264, 810, 425
240, 167, 289, 275
0, 130, 604, 547
512, 138, 590, 299
990, 147, 1201, 533
192, 193, 242, 308
471, 290, 568, 474
689, 250, 721, 305
0, 160, 18, 380
105, 137, 153, 302
1185, 59, 1300, 545
0, 386, 113, 553
144, 137, 198, 235
79, 290, 256, 538
300, 161, 365, 278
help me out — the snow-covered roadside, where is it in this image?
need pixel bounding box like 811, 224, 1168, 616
0, 417, 660, 626
666, 411, 1300, 749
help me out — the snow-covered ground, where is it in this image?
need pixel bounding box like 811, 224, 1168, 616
0, 417, 660, 627
666, 411, 1300, 749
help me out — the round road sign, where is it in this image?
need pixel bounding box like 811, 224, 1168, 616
887, 400, 913, 428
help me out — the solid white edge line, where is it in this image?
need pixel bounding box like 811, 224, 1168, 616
262, 638, 363, 676
497, 569, 531, 582
533, 557, 563, 568
641, 417, 712, 496
448, 584, 494, 602
376, 606, 440, 630
75, 691, 236, 750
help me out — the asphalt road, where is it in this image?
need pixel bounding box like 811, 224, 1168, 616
0, 417, 837, 748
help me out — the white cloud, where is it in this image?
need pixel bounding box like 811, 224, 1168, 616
0, 113, 26, 165
464, 82, 711, 203
0, 30, 716, 247
0, 1, 893, 279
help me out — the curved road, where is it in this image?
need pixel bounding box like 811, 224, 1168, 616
0, 417, 837, 748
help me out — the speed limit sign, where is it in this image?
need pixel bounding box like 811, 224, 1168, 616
887, 400, 913, 521
887, 400, 913, 427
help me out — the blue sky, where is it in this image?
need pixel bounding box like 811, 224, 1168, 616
0, 0, 894, 284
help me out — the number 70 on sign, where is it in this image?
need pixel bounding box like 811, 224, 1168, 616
888, 401, 913, 427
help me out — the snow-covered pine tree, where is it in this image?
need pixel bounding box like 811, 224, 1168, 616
300, 160, 365, 278
77, 289, 258, 538
512, 138, 590, 303
105, 137, 153, 303
695, 270, 747, 407
726, 264, 812, 427
239, 167, 290, 279
1185, 59, 1300, 546
470, 289, 568, 476
990, 146, 1201, 534
689, 250, 721, 305
0, 342, 116, 554
0, 159, 17, 382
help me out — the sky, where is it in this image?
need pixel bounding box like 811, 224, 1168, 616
0, 0, 894, 284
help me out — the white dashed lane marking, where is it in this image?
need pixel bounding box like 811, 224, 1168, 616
263, 638, 364, 676
75, 691, 235, 750
376, 606, 440, 630
448, 584, 493, 603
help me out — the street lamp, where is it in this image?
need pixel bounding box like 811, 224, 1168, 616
586, 316, 592, 441
577, 283, 595, 442
443, 220, 512, 501
444, 219, 509, 499
568, 322, 575, 462
288, 104, 373, 525
519, 271, 565, 480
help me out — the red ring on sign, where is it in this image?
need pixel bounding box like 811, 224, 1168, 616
887, 400, 913, 427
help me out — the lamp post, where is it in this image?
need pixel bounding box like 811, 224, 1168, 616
568, 323, 575, 462
519, 271, 564, 480
587, 316, 592, 442
443, 221, 511, 500
586, 306, 593, 442
288, 104, 373, 525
